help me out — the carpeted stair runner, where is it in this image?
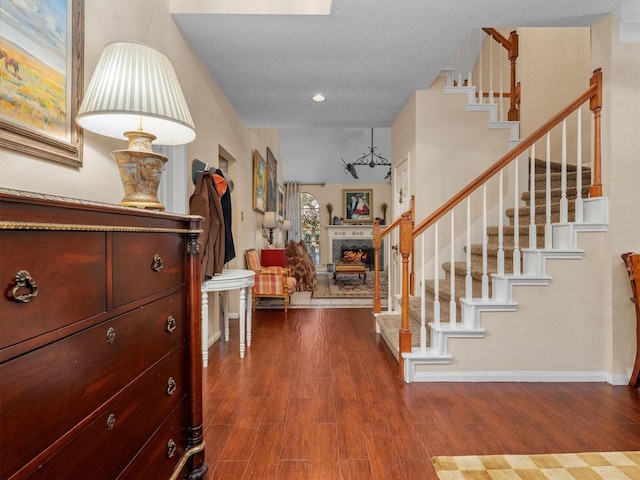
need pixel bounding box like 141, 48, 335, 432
377, 160, 590, 360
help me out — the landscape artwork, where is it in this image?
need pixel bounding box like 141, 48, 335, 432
253, 150, 268, 213
0, 0, 84, 166
266, 147, 278, 213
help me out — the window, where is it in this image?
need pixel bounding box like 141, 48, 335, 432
300, 192, 320, 265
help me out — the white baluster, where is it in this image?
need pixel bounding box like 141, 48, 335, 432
467, 33, 472, 86
575, 107, 584, 222
529, 144, 537, 249
545, 134, 552, 249
465, 196, 472, 300
488, 34, 494, 104
457, 46, 462, 86
513, 156, 521, 274
497, 170, 505, 275
478, 29, 483, 104
420, 234, 426, 351
499, 51, 504, 121
450, 210, 456, 327
434, 221, 440, 327
560, 119, 568, 223
482, 184, 489, 300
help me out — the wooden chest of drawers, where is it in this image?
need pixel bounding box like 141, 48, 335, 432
0, 189, 206, 480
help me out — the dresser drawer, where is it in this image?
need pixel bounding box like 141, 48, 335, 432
0, 292, 186, 478
25, 348, 187, 480
119, 399, 189, 480
112, 232, 186, 308
0, 231, 106, 349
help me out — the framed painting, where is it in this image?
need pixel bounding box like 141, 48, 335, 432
277, 184, 284, 220
266, 147, 278, 212
253, 150, 267, 213
343, 189, 373, 223
0, 0, 84, 167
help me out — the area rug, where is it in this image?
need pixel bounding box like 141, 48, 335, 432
432, 451, 640, 480
312, 271, 388, 299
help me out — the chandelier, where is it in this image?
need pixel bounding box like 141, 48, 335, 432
342, 128, 391, 180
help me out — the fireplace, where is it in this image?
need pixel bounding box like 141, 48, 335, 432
326, 225, 385, 270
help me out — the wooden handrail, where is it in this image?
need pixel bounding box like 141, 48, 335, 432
412, 68, 602, 240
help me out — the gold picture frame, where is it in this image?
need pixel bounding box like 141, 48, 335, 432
253, 150, 268, 213
0, 0, 84, 167
343, 189, 373, 224
266, 147, 278, 212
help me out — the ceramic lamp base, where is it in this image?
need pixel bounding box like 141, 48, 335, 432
111, 131, 167, 211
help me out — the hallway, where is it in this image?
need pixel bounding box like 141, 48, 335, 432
202, 307, 640, 479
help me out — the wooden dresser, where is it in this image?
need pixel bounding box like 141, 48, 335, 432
0, 189, 206, 480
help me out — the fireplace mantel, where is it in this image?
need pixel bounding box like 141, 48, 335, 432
325, 224, 373, 239
325, 225, 385, 269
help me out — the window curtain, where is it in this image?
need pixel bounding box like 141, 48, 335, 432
284, 181, 301, 242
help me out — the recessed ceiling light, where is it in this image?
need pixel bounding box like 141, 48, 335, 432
311, 93, 326, 103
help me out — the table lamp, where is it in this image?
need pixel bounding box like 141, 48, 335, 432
263, 211, 278, 245
76, 41, 195, 210
281, 219, 291, 242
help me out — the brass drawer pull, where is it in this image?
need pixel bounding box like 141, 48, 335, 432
166, 315, 177, 333
166, 377, 177, 395
106, 413, 116, 430
10, 270, 38, 303
167, 439, 177, 458
151, 254, 164, 272
106, 327, 116, 344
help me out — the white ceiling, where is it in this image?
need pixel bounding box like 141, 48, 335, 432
171, 0, 634, 184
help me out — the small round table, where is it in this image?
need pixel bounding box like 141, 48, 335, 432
201, 269, 255, 366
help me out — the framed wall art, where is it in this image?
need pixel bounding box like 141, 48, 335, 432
277, 184, 284, 220
266, 147, 278, 212
253, 149, 267, 213
343, 189, 373, 223
0, 0, 84, 167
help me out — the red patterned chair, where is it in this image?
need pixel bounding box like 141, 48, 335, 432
245, 249, 297, 312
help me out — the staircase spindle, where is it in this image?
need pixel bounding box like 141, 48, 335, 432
420, 235, 427, 351
482, 184, 489, 300
560, 119, 568, 223
529, 144, 537, 249
576, 107, 584, 222
545, 133, 552, 248
478, 29, 483, 104
497, 170, 505, 275
457, 46, 462, 86
488, 34, 494, 104
434, 221, 440, 327
465, 196, 472, 299
450, 211, 456, 327
513, 156, 521, 274
467, 34, 472, 87
499, 54, 504, 121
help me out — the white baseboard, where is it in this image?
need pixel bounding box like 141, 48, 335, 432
410, 370, 630, 385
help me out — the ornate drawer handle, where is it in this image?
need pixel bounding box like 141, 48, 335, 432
152, 254, 164, 272
106, 327, 116, 344
167, 439, 177, 458
166, 377, 177, 395
10, 270, 38, 303
106, 413, 116, 430
166, 316, 177, 333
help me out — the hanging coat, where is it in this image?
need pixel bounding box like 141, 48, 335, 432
189, 172, 225, 281
214, 168, 236, 263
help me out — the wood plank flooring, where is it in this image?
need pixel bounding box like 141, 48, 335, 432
202, 307, 640, 479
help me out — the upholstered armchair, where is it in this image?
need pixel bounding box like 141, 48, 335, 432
284, 240, 318, 291
245, 249, 297, 312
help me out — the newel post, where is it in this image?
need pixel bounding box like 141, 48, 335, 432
589, 68, 603, 198
508, 30, 519, 121
398, 212, 413, 380
373, 220, 382, 315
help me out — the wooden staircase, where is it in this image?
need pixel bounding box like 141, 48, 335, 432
376, 160, 592, 361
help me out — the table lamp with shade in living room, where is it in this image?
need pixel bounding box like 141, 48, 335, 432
263, 211, 278, 246
76, 41, 195, 211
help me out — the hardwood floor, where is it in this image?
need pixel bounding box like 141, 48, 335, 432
202, 307, 640, 479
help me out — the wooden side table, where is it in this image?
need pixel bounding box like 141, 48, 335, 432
261, 248, 286, 268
